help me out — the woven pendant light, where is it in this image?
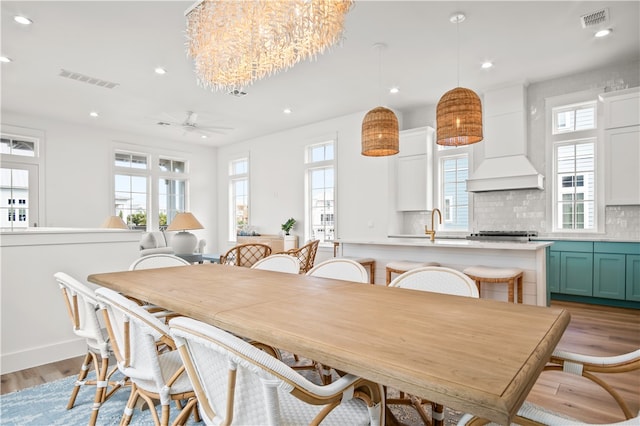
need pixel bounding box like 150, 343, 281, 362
362, 43, 399, 157
436, 12, 483, 146
436, 87, 483, 146
362, 106, 399, 156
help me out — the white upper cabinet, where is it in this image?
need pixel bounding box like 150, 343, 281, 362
395, 127, 434, 211
601, 87, 640, 205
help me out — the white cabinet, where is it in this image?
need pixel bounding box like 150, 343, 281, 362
601, 87, 640, 205
395, 127, 433, 211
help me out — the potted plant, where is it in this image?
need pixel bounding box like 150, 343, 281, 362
281, 217, 296, 235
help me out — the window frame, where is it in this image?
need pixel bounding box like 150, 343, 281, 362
304, 137, 336, 245
434, 144, 472, 234
228, 156, 250, 241
0, 125, 45, 229
545, 89, 604, 234
111, 143, 191, 231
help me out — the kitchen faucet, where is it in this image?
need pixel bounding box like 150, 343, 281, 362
425, 208, 442, 241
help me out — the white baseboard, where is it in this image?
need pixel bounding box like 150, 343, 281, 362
1, 338, 85, 374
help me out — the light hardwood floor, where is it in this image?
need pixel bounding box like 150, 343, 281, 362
1, 301, 638, 424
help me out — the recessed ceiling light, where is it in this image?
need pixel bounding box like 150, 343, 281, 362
154, 67, 167, 75
481, 61, 493, 69
14, 15, 32, 25
89, 111, 99, 118
389, 87, 400, 94
200, 134, 208, 139
0, 56, 12, 63
283, 108, 292, 114
595, 28, 612, 38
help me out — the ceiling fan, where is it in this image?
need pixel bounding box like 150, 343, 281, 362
156, 111, 232, 137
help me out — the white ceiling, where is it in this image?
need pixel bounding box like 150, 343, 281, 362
2, 1, 638, 147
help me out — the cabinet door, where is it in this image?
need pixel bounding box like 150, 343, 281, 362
397, 155, 427, 211
605, 126, 640, 205
626, 255, 640, 301
593, 253, 626, 300
560, 252, 593, 296
548, 250, 560, 293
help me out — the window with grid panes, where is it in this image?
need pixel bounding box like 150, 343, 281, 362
305, 141, 335, 243
550, 99, 597, 231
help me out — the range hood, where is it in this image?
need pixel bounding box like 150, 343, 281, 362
466, 84, 544, 192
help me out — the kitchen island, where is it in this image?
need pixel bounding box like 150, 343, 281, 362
335, 238, 553, 306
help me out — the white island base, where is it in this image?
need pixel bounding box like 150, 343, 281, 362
336, 238, 553, 306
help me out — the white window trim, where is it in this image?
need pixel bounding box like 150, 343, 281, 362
111, 142, 192, 231
0, 124, 46, 228
434, 144, 473, 235
228, 154, 250, 242
544, 88, 605, 234
304, 134, 337, 245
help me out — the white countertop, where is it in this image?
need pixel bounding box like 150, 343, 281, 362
338, 238, 552, 251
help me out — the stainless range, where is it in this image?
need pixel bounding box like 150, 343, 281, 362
466, 231, 538, 242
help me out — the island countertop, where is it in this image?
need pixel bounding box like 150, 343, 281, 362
338, 237, 553, 251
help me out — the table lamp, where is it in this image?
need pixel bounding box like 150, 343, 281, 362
166, 212, 204, 254
100, 215, 129, 229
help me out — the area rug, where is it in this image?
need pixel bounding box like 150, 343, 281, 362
0, 370, 462, 426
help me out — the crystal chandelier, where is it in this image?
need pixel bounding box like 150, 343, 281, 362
185, 0, 354, 92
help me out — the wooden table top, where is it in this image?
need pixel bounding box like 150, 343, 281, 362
88, 263, 570, 424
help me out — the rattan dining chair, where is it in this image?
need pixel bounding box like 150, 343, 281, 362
95, 287, 199, 426
278, 239, 320, 273
388, 266, 480, 425
220, 242, 272, 267
54, 272, 126, 426
457, 348, 640, 425
250, 253, 301, 273
169, 316, 385, 426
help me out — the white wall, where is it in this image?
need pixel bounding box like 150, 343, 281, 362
216, 110, 396, 252
0, 229, 140, 373
1, 112, 218, 253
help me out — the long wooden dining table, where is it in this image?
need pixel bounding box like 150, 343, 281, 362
88, 263, 570, 425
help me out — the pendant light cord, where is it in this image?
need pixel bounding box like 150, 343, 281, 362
456, 17, 460, 87
378, 45, 383, 105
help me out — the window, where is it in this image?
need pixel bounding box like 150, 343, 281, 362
1, 129, 42, 229
305, 140, 335, 243
158, 157, 186, 226
435, 145, 470, 231
555, 141, 595, 230
112, 149, 190, 230
552, 101, 596, 134
548, 96, 599, 232
229, 157, 249, 240
114, 152, 149, 228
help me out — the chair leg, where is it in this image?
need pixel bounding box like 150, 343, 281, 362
432, 402, 445, 426
67, 352, 92, 409
89, 354, 110, 426
120, 384, 139, 426
507, 279, 515, 303
517, 275, 523, 304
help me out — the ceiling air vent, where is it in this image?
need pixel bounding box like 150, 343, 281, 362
580, 8, 609, 28
58, 69, 119, 89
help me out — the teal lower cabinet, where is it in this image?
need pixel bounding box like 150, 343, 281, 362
560, 251, 593, 296
548, 250, 560, 293
627, 255, 640, 301
548, 240, 640, 309
593, 253, 626, 300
